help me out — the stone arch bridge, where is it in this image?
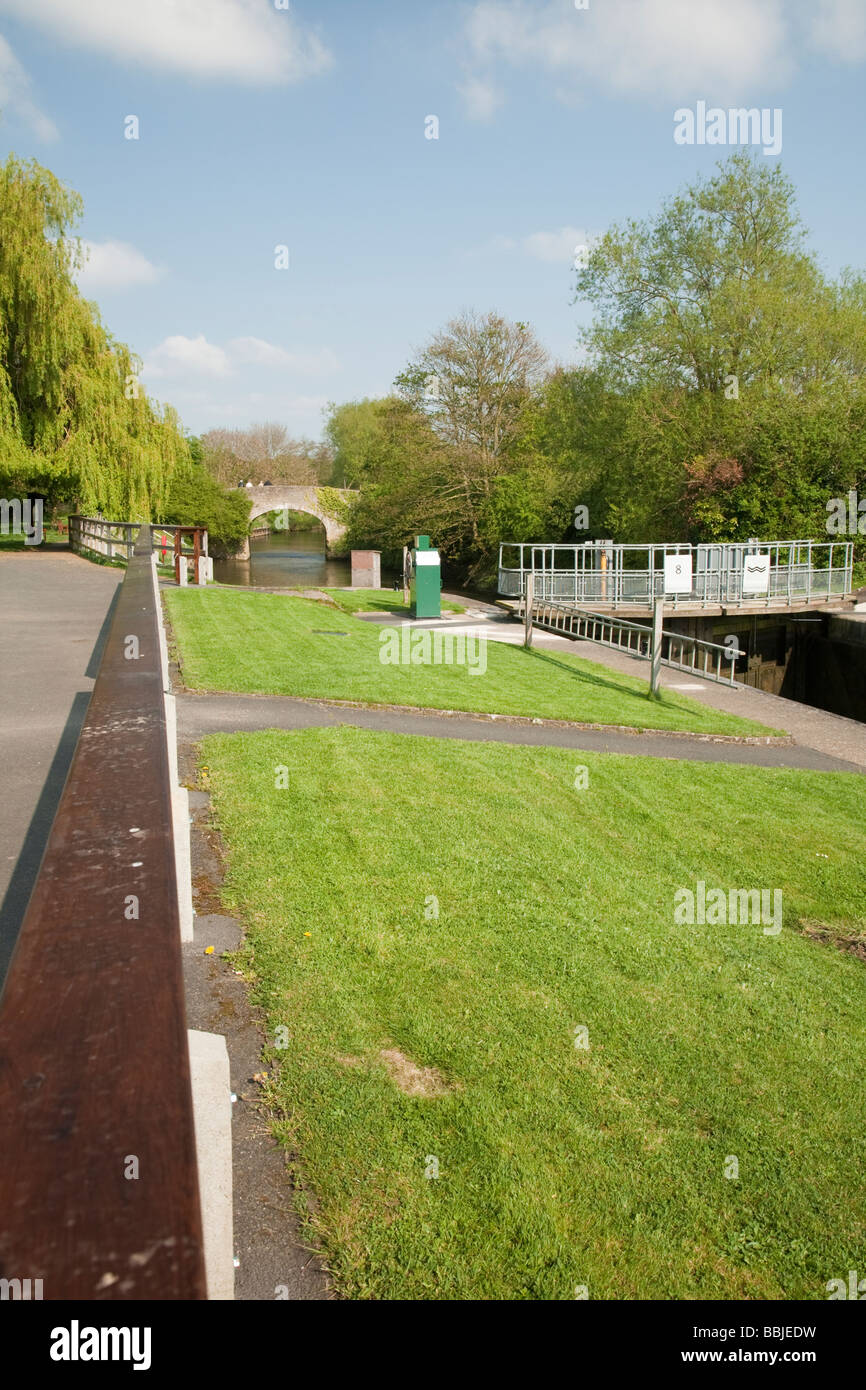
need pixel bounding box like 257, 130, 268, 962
234, 484, 357, 558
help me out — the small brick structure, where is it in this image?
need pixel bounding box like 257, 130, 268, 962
351, 549, 381, 589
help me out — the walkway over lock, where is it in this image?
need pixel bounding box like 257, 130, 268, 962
499, 539, 855, 615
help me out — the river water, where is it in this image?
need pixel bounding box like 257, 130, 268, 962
213, 529, 398, 589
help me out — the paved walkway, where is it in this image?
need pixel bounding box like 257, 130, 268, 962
353, 604, 866, 772
534, 626, 866, 770
0, 551, 120, 983
177, 691, 861, 773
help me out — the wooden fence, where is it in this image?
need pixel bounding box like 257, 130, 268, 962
69, 515, 210, 584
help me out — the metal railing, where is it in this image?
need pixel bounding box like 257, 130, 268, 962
523, 595, 739, 685
499, 539, 854, 609
0, 525, 207, 1298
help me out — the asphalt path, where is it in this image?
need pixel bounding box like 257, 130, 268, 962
176, 690, 863, 773
0, 550, 121, 984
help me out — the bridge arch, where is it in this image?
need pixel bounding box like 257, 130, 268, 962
234, 484, 356, 558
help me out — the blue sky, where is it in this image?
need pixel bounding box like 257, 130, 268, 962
0, 0, 864, 441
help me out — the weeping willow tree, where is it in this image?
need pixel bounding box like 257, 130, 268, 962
0, 154, 189, 516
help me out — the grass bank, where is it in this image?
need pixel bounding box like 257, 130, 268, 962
166, 587, 777, 736
320, 588, 465, 616
201, 727, 866, 1300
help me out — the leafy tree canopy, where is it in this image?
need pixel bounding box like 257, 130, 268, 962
0, 154, 190, 517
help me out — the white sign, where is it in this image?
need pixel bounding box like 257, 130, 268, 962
742, 553, 770, 594
664, 553, 693, 594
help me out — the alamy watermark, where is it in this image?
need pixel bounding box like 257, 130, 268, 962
825, 490, 866, 535
674, 102, 782, 156
50, 1322, 151, 1370
826, 1270, 866, 1299
379, 624, 487, 675
674, 880, 782, 935
0, 1276, 43, 1299
0, 497, 43, 545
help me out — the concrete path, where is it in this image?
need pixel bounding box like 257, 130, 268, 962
0, 551, 121, 983
354, 606, 866, 773
563, 636, 866, 770
177, 691, 861, 773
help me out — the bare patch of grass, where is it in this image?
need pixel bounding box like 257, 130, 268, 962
379, 1048, 452, 1098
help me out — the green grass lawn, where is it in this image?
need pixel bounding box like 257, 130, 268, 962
166, 587, 777, 736
320, 588, 465, 616
0, 525, 68, 549
217, 586, 465, 615
201, 727, 866, 1300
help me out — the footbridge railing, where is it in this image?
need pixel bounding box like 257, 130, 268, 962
522, 594, 739, 686
500, 539, 854, 610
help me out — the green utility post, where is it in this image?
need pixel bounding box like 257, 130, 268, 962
410, 535, 441, 619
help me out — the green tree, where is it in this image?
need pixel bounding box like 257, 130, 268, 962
574, 153, 846, 392
0, 154, 189, 516
324, 398, 390, 487
568, 153, 866, 547
395, 311, 548, 545
342, 396, 473, 567
161, 465, 251, 558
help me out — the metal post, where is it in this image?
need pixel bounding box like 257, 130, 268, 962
524, 571, 534, 649
650, 595, 664, 697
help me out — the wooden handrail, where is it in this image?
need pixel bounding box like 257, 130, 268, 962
69, 517, 208, 577
0, 526, 206, 1299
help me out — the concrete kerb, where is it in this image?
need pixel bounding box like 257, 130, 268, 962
154, 554, 171, 694
188, 1029, 234, 1301
165, 693, 194, 943
151, 551, 234, 1300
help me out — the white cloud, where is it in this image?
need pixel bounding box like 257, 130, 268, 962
228, 337, 339, 373
0, 0, 333, 84
463, 0, 793, 104
0, 33, 57, 139
523, 226, 592, 264
810, 0, 866, 62
458, 75, 503, 121
77, 240, 163, 289
486, 226, 596, 264
142, 334, 338, 381
144, 334, 231, 378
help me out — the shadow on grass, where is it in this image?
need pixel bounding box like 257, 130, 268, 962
335, 599, 408, 615
0, 536, 70, 552
521, 646, 720, 724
